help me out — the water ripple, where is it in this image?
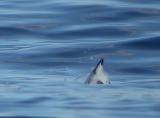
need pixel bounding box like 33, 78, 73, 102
0, 0, 160, 118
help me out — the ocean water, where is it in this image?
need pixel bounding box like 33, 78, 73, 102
0, 0, 160, 118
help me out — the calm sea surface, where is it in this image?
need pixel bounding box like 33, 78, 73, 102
0, 0, 160, 118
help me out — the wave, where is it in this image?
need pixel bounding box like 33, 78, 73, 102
119, 36, 160, 50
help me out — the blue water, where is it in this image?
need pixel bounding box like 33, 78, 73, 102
0, 0, 160, 118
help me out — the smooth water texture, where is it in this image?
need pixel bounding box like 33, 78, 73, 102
0, 0, 160, 118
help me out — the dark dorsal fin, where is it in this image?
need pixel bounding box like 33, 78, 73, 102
96, 80, 103, 84
93, 58, 104, 73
